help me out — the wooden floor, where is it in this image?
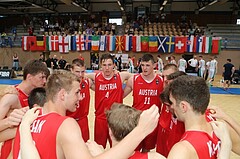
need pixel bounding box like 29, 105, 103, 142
0, 75, 240, 158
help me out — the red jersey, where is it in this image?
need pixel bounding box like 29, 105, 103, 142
129, 151, 148, 159
181, 131, 220, 159
66, 78, 90, 119
157, 107, 216, 157
95, 72, 123, 118
0, 86, 29, 159
157, 104, 185, 157
15, 86, 29, 108
13, 112, 68, 159
132, 74, 163, 110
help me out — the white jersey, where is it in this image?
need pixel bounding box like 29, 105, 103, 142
188, 58, 198, 67
209, 59, 217, 70
206, 61, 210, 70
178, 58, 187, 72
199, 59, 205, 69
158, 58, 163, 72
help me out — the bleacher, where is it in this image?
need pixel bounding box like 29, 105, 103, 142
205, 24, 240, 49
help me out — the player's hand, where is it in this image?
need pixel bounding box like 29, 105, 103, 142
208, 105, 227, 120
138, 104, 159, 136
21, 107, 40, 126
7, 107, 29, 127
86, 140, 104, 156
210, 121, 232, 145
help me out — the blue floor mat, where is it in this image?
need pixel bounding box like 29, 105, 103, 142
0, 79, 22, 85
210, 87, 240, 95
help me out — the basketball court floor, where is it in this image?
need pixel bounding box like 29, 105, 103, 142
0, 75, 240, 158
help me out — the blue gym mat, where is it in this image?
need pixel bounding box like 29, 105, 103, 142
210, 87, 240, 95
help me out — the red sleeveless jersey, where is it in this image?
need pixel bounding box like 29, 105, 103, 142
129, 151, 148, 159
95, 72, 123, 118
66, 78, 90, 119
181, 131, 220, 159
0, 86, 29, 159
132, 74, 163, 110
13, 112, 68, 159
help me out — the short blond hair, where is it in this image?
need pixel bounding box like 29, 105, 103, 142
46, 70, 80, 101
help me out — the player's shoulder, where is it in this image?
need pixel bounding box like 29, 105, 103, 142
168, 140, 195, 159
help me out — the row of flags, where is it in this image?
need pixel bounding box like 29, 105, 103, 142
22, 35, 222, 54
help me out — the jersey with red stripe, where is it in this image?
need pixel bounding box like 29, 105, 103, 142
66, 78, 90, 119
181, 131, 220, 159
13, 112, 68, 159
95, 72, 123, 117
129, 151, 148, 159
132, 74, 163, 110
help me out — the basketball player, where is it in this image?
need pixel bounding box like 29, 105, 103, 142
124, 54, 164, 152
106, 103, 165, 159
177, 55, 187, 72
13, 70, 160, 159
198, 55, 205, 78
86, 53, 133, 148
208, 56, 218, 85
66, 58, 92, 142
128, 56, 134, 73
157, 55, 164, 73
0, 60, 49, 159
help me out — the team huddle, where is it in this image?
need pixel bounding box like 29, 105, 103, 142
0, 53, 239, 159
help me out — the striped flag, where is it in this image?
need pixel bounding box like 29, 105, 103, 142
187, 35, 194, 52
194, 36, 204, 53
91, 36, 100, 51
149, 36, 158, 52
22, 36, 30, 51
99, 35, 106, 51
203, 36, 212, 53
132, 36, 141, 52
212, 37, 222, 54
67, 35, 72, 51
71, 36, 77, 51
124, 35, 132, 51
107, 35, 116, 52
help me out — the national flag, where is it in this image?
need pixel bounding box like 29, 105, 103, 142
76, 35, 85, 51
141, 36, 149, 52
187, 35, 194, 52
148, 36, 158, 52
194, 36, 204, 53
115, 36, 124, 51
22, 36, 31, 51
175, 36, 187, 53
67, 35, 72, 51
59, 36, 69, 53
91, 36, 100, 51
212, 37, 222, 54
124, 35, 132, 51
85, 35, 92, 50
29, 36, 45, 51
46, 36, 59, 51
99, 35, 106, 51
203, 36, 212, 53
132, 36, 141, 52
165, 36, 175, 53
71, 36, 77, 51
107, 35, 116, 52
157, 36, 167, 53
